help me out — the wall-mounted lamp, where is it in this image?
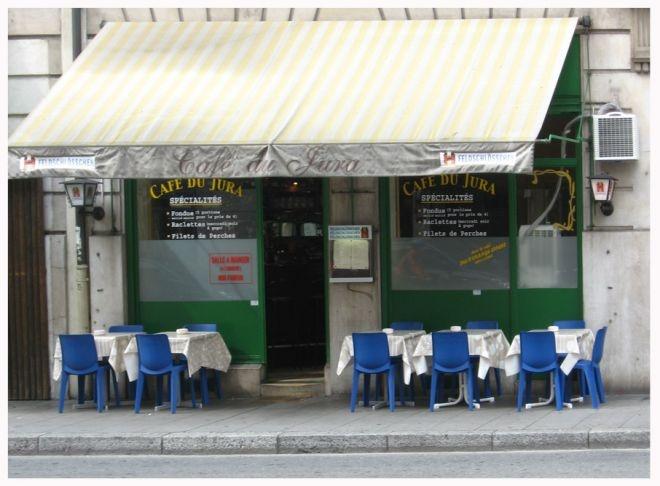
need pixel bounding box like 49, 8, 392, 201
62, 178, 105, 220
589, 174, 617, 216
61, 178, 105, 265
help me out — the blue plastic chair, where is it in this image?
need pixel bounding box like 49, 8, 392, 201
429, 332, 475, 411
350, 333, 399, 412
184, 323, 223, 404
108, 324, 145, 333
465, 321, 502, 398
58, 334, 118, 413
572, 326, 607, 407
553, 320, 586, 329
391, 321, 424, 331
517, 332, 564, 412
134, 334, 196, 414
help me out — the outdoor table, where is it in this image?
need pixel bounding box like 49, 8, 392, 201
412, 329, 510, 409
52, 332, 134, 382
503, 328, 595, 377
412, 329, 510, 380
504, 328, 595, 409
336, 330, 426, 386
123, 331, 232, 383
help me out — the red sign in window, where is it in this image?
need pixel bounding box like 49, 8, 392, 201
209, 253, 252, 284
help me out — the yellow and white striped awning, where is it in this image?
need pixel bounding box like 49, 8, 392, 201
9, 18, 577, 178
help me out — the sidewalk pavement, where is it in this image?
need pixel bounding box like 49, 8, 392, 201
9, 394, 649, 456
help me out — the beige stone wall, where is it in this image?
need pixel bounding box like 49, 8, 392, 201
579, 9, 650, 392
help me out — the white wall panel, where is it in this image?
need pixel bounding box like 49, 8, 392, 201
406, 8, 435, 20
290, 8, 317, 21
583, 231, 649, 393
86, 8, 124, 34
318, 8, 380, 21
43, 193, 67, 233
152, 8, 180, 21
45, 234, 68, 397
8, 116, 25, 137
89, 236, 127, 330
546, 8, 573, 18
492, 9, 518, 18
122, 9, 151, 22
9, 39, 51, 75
9, 8, 61, 36
208, 8, 235, 21
181, 8, 209, 21
236, 8, 263, 21
263, 8, 291, 21
574, 8, 633, 29
379, 8, 407, 20
434, 9, 462, 19
588, 33, 632, 70
8, 77, 55, 115
519, 9, 546, 18
463, 9, 491, 19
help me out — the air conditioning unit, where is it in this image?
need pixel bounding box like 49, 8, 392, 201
592, 112, 639, 161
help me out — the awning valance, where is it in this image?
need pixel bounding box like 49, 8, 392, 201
9, 17, 577, 179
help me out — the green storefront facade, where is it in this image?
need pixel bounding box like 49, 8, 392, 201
122, 37, 583, 375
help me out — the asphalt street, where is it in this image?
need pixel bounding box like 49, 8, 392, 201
9, 449, 649, 478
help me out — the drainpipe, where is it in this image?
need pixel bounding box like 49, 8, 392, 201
62, 8, 90, 338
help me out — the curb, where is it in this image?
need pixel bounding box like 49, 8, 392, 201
589, 429, 650, 449
492, 430, 588, 451
38, 433, 163, 455
8, 429, 650, 456
163, 433, 278, 455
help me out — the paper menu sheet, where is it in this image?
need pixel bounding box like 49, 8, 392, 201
333, 239, 369, 270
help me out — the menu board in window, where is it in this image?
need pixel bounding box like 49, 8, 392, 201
145, 178, 257, 240
397, 174, 508, 238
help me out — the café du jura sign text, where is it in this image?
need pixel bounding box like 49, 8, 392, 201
398, 174, 508, 238
148, 178, 256, 240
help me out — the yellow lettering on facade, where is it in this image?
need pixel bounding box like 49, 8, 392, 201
149, 178, 183, 199
210, 178, 244, 197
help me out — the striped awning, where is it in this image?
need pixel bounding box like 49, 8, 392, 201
9, 18, 577, 178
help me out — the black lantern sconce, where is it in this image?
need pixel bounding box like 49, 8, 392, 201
61, 178, 106, 220
61, 179, 105, 265
589, 174, 617, 216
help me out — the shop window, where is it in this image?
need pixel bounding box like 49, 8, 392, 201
136, 178, 258, 302
391, 174, 510, 290
516, 168, 577, 289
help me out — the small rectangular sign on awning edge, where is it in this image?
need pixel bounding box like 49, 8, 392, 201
19, 155, 96, 173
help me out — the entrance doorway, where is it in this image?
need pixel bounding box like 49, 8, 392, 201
263, 178, 326, 372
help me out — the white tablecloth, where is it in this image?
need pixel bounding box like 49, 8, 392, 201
412, 330, 510, 380
52, 333, 134, 381
123, 331, 232, 382
336, 330, 425, 385
504, 329, 594, 376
